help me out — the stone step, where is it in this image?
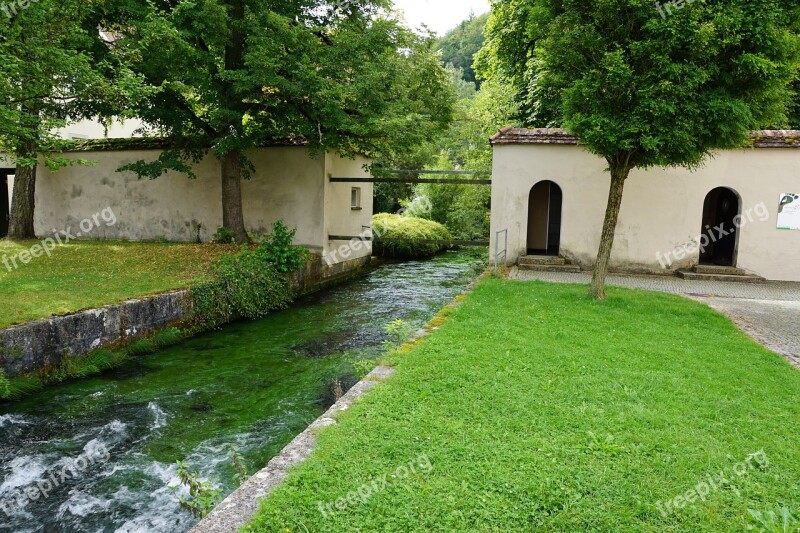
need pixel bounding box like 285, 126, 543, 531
518, 264, 581, 273
519, 255, 567, 266
694, 265, 747, 276
677, 270, 765, 283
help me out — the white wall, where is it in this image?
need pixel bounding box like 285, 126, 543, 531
323, 153, 374, 261
56, 118, 145, 140
32, 147, 370, 261
491, 144, 800, 282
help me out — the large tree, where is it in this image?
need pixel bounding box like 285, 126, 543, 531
110, 0, 454, 243
0, 0, 121, 239
482, 0, 800, 298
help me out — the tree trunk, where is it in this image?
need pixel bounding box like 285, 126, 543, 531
8, 163, 36, 240
589, 164, 630, 300
220, 149, 249, 244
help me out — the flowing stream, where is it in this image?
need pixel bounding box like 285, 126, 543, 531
0, 250, 485, 532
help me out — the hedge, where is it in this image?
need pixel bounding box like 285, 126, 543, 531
372, 213, 452, 259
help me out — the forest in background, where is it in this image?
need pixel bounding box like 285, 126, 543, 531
374, 13, 516, 241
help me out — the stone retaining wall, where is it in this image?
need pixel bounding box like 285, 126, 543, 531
0, 255, 371, 377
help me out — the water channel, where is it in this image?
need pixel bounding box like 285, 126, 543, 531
0, 250, 485, 532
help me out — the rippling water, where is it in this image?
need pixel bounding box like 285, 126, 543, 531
0, 250, 485, 532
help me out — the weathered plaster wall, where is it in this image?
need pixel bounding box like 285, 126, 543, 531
490, 144, 800, 282
32, 147, 342, 255
35, 149, 221, 242
323, 153, 374, 261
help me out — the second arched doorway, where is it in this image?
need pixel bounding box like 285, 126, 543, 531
527, 181, 562, 256
700, 187, 740, 267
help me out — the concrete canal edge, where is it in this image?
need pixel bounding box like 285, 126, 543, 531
191, 268, 492, 532
191, 365, 396, 533
0, 255, 370, 378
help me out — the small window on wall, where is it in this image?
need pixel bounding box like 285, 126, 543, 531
351, 187, 362, 210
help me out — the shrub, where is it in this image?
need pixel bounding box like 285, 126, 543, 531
192, 221, 308, 328
372, 213, 452, 259
256, 220, 309, 273
212, 226, 236, 244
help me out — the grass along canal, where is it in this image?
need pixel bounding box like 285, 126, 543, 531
0, 249, 486, 532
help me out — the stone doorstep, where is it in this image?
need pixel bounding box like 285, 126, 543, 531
518, 263, 581, 273
677, 270, 766, 284
693, 265, 747, 276
190, 365, 396, 533
519, 255, 567, 266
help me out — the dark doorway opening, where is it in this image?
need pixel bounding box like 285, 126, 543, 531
700, 187, 739, 267
0, 170, 11, 238
527, 180, 563, 256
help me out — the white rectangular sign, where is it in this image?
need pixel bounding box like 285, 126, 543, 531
777, 193, 800, 230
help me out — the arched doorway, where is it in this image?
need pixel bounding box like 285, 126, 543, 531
527, 181, 562, 256
699, 187, 740, 267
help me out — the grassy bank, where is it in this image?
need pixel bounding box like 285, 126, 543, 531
246, 279, 800, 532
0, 240, 237, 328
1, 225, 311, 401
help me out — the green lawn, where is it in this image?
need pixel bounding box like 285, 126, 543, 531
0, 240, 236, 328
245, 279, 800, 532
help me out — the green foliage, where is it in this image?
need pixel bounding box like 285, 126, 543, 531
126, 328, 185, 357
212, 227, 236, 245
0, 0, 132, 168
747, 507, 799, 532
382, 319, 416, 352
372, 214, 452, 259
481, 0, 800, 167
192, 222, 308, 327
229, 446, 249, 487
245, 279, 800, 531
109, 1, 455, 228
46, 348, 123, 383
171, 461, 223, 519
789, 76, 800, 129
349, 357, 378, 380
257, 221, 309, 274
413, 180, 491, 241
0, 370, 10, 399
437, 13, 490, 88
400, 74, 516, 240
152, 327, 185, 347
126, 339, 156, 357
192, 254, 289, 328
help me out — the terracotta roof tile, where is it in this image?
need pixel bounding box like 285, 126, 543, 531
490, 127, 800, 149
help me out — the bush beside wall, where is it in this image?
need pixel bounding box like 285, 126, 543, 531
372, 213, 452, 259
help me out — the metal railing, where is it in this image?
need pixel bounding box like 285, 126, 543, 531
494, 229, 508, 274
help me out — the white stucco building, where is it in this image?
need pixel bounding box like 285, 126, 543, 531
1, 142, 373, 266
490, 128, 800, 282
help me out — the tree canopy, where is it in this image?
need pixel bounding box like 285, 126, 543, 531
0, 0, 130, 237
480, 0, 800, 298
436, 12, 489, 88
106, 0, 455, 242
